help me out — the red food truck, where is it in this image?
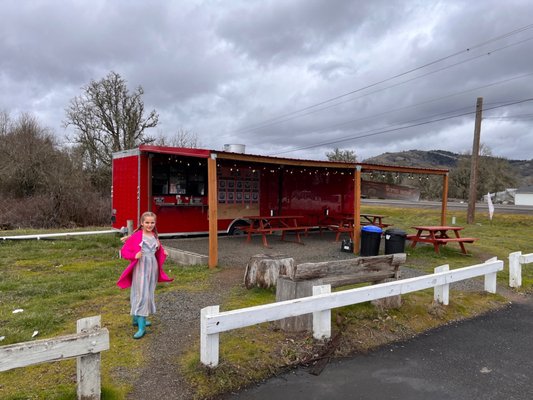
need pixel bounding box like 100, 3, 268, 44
111, 145, 365, 235
111, 145, 445, 237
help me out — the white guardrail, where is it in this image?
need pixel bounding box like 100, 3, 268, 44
201, 258, 503, 367
0, 316, 109, 400
509, 251, 533, 288
0, 229, 122, 241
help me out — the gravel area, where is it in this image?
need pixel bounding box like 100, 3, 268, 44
162, 231, 486, 290
127, 231, 493, 399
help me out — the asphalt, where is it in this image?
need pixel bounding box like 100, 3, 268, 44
222, 295, 533, 400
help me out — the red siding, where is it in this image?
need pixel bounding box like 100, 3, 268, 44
112, 155, 139, 229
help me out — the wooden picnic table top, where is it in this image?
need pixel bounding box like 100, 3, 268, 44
360, 213, 387, 218
243, 215, 303, 220
411, 225, 464, 232
242, 215, 306, 248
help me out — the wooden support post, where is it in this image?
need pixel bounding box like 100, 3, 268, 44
434, 264, 450, 305
200, 305, 220, 367
207, 154, 218, 269
509, 251, 522, 288
467, 97, 483, 224
353, 165, 362, 254
276, 277, 318, 332
77, 316, 103, 400
312, 284, 331, 340
441, 173, 449, 226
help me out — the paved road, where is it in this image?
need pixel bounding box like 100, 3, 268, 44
362, 199, 533, 215
223, 296, 533, 400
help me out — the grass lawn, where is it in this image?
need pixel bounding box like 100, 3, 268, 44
0, 231, 211, 400
0, 207, 532, 399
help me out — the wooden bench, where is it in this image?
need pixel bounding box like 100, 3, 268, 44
276, 253, 407, 332
433, 237, 478, 244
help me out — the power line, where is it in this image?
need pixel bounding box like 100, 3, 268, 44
291, 72, 533, 137
229, 23, 533, 135
270, 98, 533, 155
237, 39, 533, 135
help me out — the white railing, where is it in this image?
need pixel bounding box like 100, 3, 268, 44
201, 259, 503, 367
509, 251, 533, 288
0, 229, 121, 241
0, 316, 109, 400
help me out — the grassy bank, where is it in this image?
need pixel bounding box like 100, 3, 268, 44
1, 207, 532, 399
0, 232, 211, 399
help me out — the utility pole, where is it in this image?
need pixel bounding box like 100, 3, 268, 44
467, 97, 483, 224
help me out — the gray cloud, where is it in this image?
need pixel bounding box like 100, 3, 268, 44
1, 0, 532, 162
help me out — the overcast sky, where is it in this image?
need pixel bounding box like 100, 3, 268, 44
1, 0, 533, 162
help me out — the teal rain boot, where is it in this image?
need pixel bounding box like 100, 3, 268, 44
133, 316, 146, 339
132, 315, 151, 327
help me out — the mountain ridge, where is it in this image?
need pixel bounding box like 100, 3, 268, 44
363, 149, 532, 186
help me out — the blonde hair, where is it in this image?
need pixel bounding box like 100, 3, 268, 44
136, 212, 159, 238
140, 211, 157, 224
120, 212, 159, 243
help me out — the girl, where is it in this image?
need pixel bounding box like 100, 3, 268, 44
117, 212, 173, 339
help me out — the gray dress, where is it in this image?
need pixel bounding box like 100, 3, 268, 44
130, 234, 158, 317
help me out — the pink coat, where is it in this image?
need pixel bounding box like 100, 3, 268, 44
117, 230, 173, 289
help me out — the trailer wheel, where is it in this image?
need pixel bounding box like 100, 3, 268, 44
229, 220, 250, 235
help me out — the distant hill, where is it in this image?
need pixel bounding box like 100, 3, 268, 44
363, 149, 532, 187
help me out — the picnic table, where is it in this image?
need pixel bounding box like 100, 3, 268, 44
408, 225, 478, 254
329, 213, 391, 242
242, 215, 309, 248
360, 213, 391, 228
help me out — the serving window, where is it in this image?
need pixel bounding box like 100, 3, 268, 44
152, 157, 206, 196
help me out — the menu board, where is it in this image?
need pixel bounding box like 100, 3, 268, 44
218, 167, 259, 205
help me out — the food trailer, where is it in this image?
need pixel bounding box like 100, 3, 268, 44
112, 145, 449, 267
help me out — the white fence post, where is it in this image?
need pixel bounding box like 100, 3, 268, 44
312, 285, 331, 340
201, 305, 220, 367
0, 316, 109, 399
77, 316, 103, 400
434, 265, 449, 305
484, 257, 499, 293
509, 251, 522, 288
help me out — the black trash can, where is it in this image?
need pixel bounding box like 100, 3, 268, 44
360, 225, 382, 256
384, 228, 407, 254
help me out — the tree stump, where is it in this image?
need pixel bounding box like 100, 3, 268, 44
244, 254, 294, 289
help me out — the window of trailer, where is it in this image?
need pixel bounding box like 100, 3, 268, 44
152, 158, 206, 196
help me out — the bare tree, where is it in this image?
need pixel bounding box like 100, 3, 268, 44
449, 144, 517, 200
0, 110, 9, 136
326, 147, 357, 162
64, 71, 158, 167
0, 113, 59, 197
155, 128, 201, 148
0, 113, 111, 228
